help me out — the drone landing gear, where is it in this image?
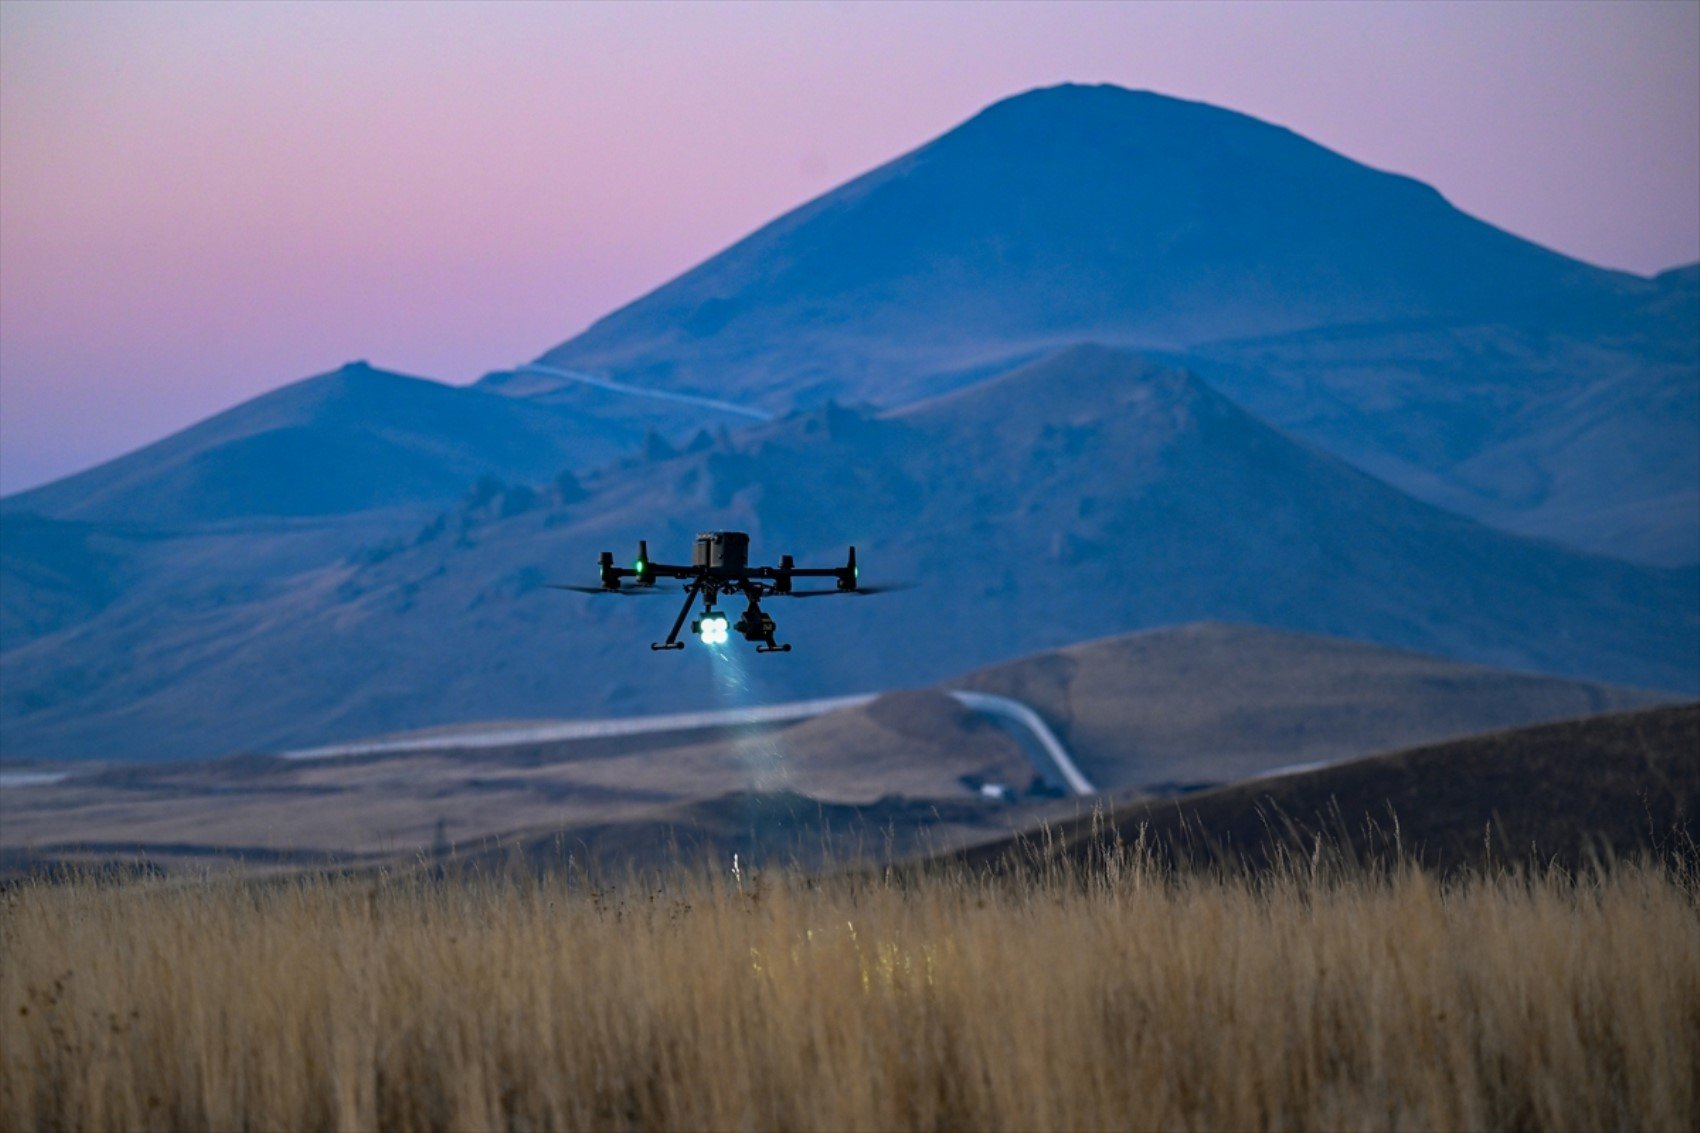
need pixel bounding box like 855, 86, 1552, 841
755, 643, 792, 654
652, 582, 702, 652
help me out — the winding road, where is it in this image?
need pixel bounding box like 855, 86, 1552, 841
279, 689, 1097, 797
1, 691, 1094, 798
945, 690, 1096, 796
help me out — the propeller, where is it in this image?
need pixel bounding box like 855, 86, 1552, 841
780, 583, 914, 598
546, 584, 669, 596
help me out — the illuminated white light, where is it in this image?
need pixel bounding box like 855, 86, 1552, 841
700, 614, 729, 645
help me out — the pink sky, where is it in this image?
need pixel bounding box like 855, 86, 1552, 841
3, 0, 1697, 494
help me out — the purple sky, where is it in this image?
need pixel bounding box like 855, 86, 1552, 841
3, 1, 1696, 495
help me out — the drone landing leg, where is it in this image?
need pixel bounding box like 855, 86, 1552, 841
754, 613, 791, 654
652, 583, 699, 651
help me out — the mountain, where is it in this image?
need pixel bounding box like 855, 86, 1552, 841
535, 84, 1644, 408
5, 346, 1692, 761
2, 361, 640, 525
4, 86, 1695, 759
517, 84, 1695, 565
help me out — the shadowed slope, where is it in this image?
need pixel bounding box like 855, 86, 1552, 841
953, 704, 1700, 875
1188, 260, 1700, 565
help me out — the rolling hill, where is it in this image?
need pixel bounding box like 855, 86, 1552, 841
954, 621, 1674, 790
1, 626, 1676, 877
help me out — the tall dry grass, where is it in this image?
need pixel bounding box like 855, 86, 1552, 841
2, 849, 1696, 1132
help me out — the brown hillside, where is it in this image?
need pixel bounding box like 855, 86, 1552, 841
954, 703, 1699, 875
957, 622, 1672, 789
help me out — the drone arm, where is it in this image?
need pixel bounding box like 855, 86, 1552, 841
599, 547, 694, 589
770, 545, 857, 589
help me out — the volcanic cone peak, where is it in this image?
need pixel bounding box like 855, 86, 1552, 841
539, 84, 1634, 413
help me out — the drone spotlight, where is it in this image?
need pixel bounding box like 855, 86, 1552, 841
550, 530, 906, 652
694, 611, 730, 645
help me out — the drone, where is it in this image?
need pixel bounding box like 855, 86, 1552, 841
550, 530, 899, 652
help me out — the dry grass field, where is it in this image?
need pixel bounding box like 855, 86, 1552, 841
4, 848, 1696, 1132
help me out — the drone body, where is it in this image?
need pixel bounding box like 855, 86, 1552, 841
551, 531, 895, 652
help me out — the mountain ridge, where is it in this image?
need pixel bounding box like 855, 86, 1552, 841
2, 85, 1694, 761
2, 361, 641, 525
5, 344, 1692, 761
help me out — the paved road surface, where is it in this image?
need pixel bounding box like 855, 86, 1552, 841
946, 690, 1097, 795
